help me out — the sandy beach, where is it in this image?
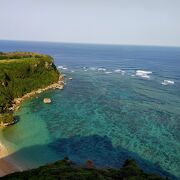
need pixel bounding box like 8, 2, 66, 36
0, 156, 22, 177
0, 75, 65, 177
0, 126, 23, 176
0, 137, 23, 177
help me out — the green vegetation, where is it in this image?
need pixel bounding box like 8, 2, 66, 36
1, 158, 168, 180
0, 51, 45, 60
0, 52, 60, 123
0, 52, 170, 179
0, 113, 14, 125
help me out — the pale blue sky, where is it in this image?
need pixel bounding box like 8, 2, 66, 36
1, 0, 180, 46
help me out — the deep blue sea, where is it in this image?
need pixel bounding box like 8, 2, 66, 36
0, 40, 180, 179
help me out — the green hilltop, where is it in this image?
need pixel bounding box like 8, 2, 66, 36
0, 52, 60, 124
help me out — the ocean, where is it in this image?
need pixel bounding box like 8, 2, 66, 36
0, 40, 180, 179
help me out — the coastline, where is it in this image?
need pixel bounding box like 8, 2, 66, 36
0, 74, 65, 176
12, 74, 65, 112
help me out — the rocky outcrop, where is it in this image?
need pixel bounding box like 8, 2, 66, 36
43, 98, 52, 104
0, 120, 16, 127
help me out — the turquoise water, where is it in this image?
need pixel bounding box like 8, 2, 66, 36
0, 41, 180, 179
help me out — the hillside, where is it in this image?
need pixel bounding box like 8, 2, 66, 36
0, 52, 60, 124
1, 158, 168, 180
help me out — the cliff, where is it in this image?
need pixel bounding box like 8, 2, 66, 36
0, 52, 60, 125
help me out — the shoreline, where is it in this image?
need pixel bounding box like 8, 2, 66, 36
0, 156, 23, 177
0, 131, 21, 177
0, 74, 65, 128
12, 74, 65, 112
0, 74, 65, 176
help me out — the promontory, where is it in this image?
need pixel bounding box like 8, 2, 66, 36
0, 51, 64, 126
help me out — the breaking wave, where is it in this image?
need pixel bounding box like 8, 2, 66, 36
135, 70, 152, 79
161, 80, 175, 85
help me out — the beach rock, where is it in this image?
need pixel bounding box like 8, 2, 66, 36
59, 81, 65, 85
58, 85, 64, 90
43, 98, 52, 104
14, 99, 21, 105
59, 75, 65, 81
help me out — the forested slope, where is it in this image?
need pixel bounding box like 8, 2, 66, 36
0, 52, 60, 123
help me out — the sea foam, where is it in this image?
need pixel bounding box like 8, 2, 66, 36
58, 65, 64, 69
98, 68, 106, 71
58, 66, 68, 70
105, 71, 112, 74
135, 70, 152, 79
161, 80, 175, 85
114, 69, 125, 75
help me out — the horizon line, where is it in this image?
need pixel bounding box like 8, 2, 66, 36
0, 39, 180, 48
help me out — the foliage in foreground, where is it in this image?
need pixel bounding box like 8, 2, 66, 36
0, 52, 60, 118
1, 158, 169, 180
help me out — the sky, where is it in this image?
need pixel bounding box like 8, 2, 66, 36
0, 0, 180, 46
